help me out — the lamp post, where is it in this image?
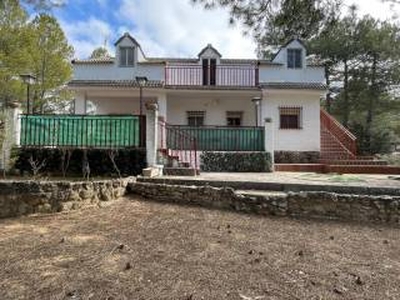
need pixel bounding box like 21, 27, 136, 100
20, 74, 36, 115
135, 76, 148, 115
252, 96, 262, 126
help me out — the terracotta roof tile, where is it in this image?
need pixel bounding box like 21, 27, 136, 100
68, 80, 164, 88
72, 58, 115, 64
259, 82, 327, 90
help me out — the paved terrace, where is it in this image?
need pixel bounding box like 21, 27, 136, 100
138, 172, 400, 196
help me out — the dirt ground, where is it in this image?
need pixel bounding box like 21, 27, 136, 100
0, 198, 399, 300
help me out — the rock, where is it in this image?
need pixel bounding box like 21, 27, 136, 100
355, 276, 363, 285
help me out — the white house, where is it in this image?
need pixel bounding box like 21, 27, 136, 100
68, 33, 337, 160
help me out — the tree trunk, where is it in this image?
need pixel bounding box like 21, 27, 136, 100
342, 59, 349, 128
365, 53, 378, 153
325, 63, 331, 112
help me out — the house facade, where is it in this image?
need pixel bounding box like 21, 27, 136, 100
69, 32, 327, 156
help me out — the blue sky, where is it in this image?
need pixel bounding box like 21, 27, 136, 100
48, 0, 399, 59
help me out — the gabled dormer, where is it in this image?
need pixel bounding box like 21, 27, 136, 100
114, 32, 142, 67
272, 38, 307, 69
198, 44, 222, 86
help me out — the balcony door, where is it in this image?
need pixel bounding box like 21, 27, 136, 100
202, 58, 216, 86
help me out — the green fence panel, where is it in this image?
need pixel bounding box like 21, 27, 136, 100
20, 115, 141, 148
167, 126, 264, 151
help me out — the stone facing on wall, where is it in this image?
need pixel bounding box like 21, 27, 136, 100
274, 151, 320, 163
0, 177, 134, 218
130, 182, 400, 224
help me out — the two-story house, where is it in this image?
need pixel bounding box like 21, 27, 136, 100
69, 32, 354, 167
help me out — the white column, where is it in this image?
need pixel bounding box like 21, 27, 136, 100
74, 92, 86, 114
1, 103, 22, 171
157, 93, 167, 121
264, 117, 275, 170
145, 101, 159, 167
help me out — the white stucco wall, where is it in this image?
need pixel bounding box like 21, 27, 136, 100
167, 93, 260, 126
261, 90, 322, 152
73, 64, 164, 81
259, 65, 324, 83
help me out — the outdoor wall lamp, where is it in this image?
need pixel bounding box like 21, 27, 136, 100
136, 76, 148, 115
20, 74, 36, 115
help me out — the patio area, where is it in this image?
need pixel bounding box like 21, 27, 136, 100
143, 172, 400, 190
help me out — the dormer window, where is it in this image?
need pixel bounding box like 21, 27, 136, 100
287, 48, 302, 69
120, 47, 135, 66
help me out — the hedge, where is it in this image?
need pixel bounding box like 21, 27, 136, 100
13, 148, 146, 177
200, 151, 272, 172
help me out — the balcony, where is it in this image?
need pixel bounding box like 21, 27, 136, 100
165, 65, 259, 87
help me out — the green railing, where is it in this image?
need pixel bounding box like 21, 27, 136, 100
167, 125, 264, 151
20, 114, 145, 149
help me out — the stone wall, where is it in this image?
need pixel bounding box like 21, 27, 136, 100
0, 177, 134, 218
274, 151, 320, 163
130, 182, 400, 224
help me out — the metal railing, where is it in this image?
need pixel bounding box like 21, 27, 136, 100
158, 120, 198, 170
20, 114, 146, 149
320, 109, 357, 155
165, 65, 259, 87
166, 125, 264, 151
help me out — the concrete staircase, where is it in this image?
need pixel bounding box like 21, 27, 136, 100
276, 110, 400, 174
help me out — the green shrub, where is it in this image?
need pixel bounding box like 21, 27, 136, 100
14, 148, 146, 177
200, 151, 272, 172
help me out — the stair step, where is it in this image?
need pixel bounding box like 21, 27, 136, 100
163, 167, 199, 176
318, 159, 389, 166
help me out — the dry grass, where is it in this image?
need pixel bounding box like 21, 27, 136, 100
0, 198, 399, 300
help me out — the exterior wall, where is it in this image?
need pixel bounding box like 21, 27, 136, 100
73, 64, 164, 81
262, 90, 322, 152
90, 97, 141, 115
259, 65, 324, 83
166, 93, 259, 126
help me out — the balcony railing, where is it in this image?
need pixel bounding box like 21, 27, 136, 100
20, 114, 146, 149
165, 65, 259, 87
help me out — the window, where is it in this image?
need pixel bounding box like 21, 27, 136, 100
120, 47, 135, 66
187, 111, 205, 126
226, 111, 242, 126
287, 49, 302, 69
279, 106, 303, 129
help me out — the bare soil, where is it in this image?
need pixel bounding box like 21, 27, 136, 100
0, 198, 399, 300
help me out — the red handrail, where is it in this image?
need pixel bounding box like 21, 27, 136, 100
320, 109, 357, 155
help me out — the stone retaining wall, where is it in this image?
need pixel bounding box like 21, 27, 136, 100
0, 177, 134, 218
130, 182, 400, 224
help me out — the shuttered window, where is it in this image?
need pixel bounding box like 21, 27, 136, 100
187, 111, 205, 126
279, 106, 303, 129
226, 111, 243, 126
120, 47, 135, 66
287, 49, 302, 69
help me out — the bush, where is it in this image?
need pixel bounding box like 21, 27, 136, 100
200, 151, 272, 172
14, 148, 146, 177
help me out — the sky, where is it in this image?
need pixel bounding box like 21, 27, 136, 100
49, 0, 400, 60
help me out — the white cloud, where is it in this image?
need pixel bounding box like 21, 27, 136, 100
345, 0, 399, 21
60, 17, 113, 58
61, 0, 400, 59
116, 0, 257, 58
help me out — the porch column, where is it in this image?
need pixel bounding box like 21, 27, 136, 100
0, 103, 22, 172
143, 101, 161, 177
75, 92, 86, 114
157, 93, 167, 121
264, 117, 274, 171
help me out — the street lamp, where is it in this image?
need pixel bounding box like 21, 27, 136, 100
252, 96, 262, 126
135, 76, 148, 115
20, 74, 36, 115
